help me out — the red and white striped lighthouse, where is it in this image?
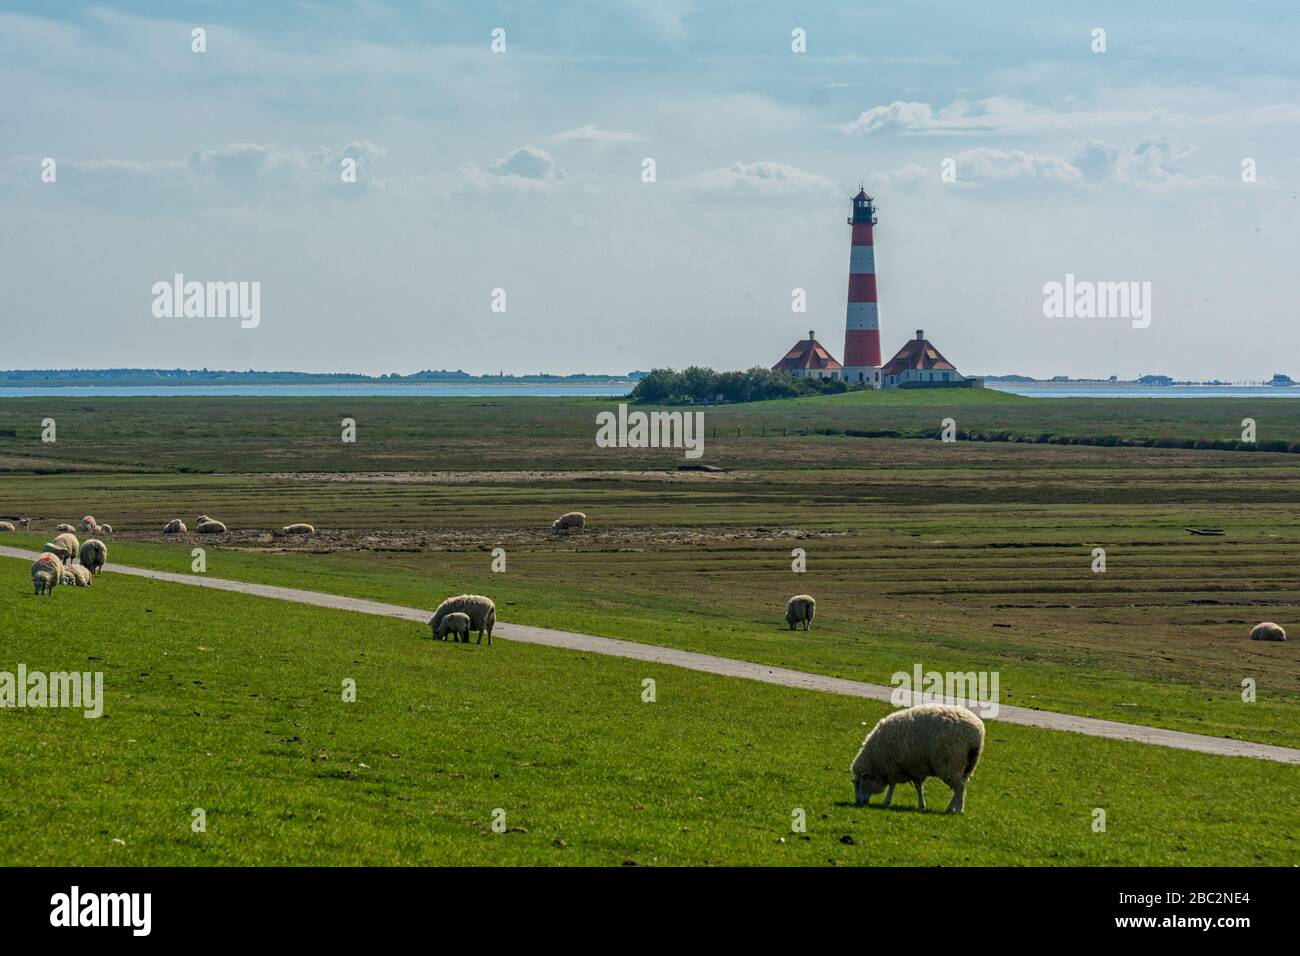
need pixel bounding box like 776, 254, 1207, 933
842, 188, 882, 387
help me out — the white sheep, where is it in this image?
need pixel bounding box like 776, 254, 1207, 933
54, 532, 80, 562
163, 519, 187, 534
100, 523, 112, 534
79, 539, 107, 575
429, 595, 496, 645
0, 521, 14, 533
80, 515, 99, 533
17, 518, 29, 531
196, 519, 227, 534
55, 523, 76, 533
1250, 622, 1287, 642
851, 704, 986, 813
280, 523, 315, 535
785, 594, 816, 631
61, 564, 92, 587
31, 554, 63, 595
433, 611, 473, 643
551, 511, 586, 534
42, 541, 73, 562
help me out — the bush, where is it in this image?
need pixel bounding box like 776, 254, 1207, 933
629, 366, 845, 404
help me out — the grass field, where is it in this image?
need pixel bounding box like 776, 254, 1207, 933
2, 560, 1296, 866
2, 392, 1298, 865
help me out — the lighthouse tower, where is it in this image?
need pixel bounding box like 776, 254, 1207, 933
842, 188, 883, 387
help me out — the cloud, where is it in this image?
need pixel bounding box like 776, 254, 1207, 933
837, 97, 1165, 137
953, 147, 1081, 183
486, 146, 562, 180
541, 123, 645, 146
682, 161, 837, 195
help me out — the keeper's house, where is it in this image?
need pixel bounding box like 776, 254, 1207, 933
772, 330, 843, 381
880, 330, 981, 388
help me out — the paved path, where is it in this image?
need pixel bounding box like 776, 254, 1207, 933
5, 544, 1297, 765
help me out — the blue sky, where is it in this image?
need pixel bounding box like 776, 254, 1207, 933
2, 1, 1298, 378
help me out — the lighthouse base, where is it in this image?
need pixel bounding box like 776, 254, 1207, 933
842, 366, 882, 389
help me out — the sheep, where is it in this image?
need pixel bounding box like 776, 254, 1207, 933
163, 519, 187, 534
1250, 622, 1287, 642
55, 523, 76, 533
42, 541, 72, 562
551, 511, 586, 534
433, 611, 473, 643
785, 594, 816, 631
17, 518, 29, 531
54, 532, 80, 562
429, 594, 496, 645
851, 704, 985, 813
0, 521, 14, 533
100, 524, 112, 533
80, 515, 98, 533
79, 539, 107, 575
31, 554, 62, 595
196, 519, 227, 534
280, 523, 315, 535
61, 564, 92, 587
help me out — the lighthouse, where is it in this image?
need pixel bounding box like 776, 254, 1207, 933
842, 188, 883, 387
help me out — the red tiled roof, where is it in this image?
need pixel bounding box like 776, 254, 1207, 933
880, 337, 957, 375
774, 336, 842, 371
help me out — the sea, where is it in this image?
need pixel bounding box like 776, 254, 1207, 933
0, 383, 1295, 399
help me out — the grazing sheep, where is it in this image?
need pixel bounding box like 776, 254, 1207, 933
61, 564, 92, 587
196, 520, 227, 534
280, 523, 315, 535
54, 532, 80, 562
55, 523, 76, 533
18, 518, 29, 531
785, 594, 816, 631
551, 511, 586, 534
100, 524, 112, 533
0, 521, 14, 533
80, 515, 98, 533
79, 539, 107, 575
42, 541, 72, 562
31, 554, 63, 595
163, 519, 187, 534
1250, 622, 1287, 642
429, 594, 497, 646
433, 611, 473, 643
851, 704, 985, 814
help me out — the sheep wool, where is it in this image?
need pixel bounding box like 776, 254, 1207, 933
551, 512, 586, 534
785, 594, 816, 631
281, 523, 315, 535
163, 519, 187, 534
99, 524, 112, 533
433, 611, 473, 643
55, 523, 76, 533
61, 564, 93, 587
31, 554, 63, 595
80, 516, 98, 533
79, 539, 108, 575
54, 533, 80, 562
42, 541, 72, 562
0, 521, 14, 533
1250, 622, 1287, 642
196, 520, 227, 534
429, 594, 497, 646
851, 704, 985, 814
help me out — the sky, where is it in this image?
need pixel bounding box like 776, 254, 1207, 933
1, 1, 1298, 379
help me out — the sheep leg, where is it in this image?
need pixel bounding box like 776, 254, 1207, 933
882, 784, 895, 807
945, 782, 965, 814
913, 780, 926, 811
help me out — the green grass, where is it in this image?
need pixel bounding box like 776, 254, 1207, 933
2, 560, 1296, 866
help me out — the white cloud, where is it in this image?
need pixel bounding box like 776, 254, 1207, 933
683, 161, 837, 195
953, 147, 1081, 183
486, 146, 563, 180
838, 97, 1166, 137
541, 123, 645, 146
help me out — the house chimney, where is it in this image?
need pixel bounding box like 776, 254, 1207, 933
916, 329, 924, 341
809, 329, 815, 342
